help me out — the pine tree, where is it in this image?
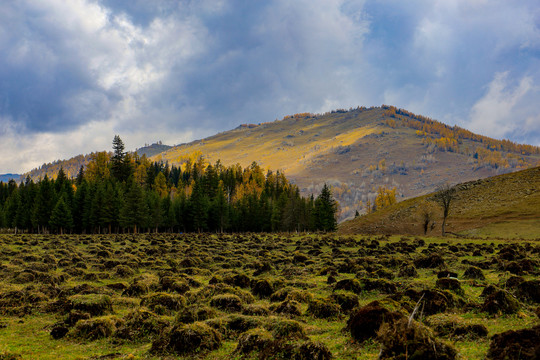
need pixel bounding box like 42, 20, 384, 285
314, 183, 338, 232
32, 175, 54, 233
119, 178, 147, 233
49, 196, 73, 234
111, 135, 132, 183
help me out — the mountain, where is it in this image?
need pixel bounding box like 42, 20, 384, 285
135, 142, 172, 158
0, 174, 21, 183
151, 106, 540, 220
24, 143, 172, 181
338, 166, 540, 239
20, 105, 540, 221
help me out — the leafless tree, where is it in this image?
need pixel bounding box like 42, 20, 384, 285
433, 184, 456, 236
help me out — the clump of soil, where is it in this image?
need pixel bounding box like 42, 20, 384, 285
270, 319, 307, 340
251, 279, 274, 298
346, 301, 405, 343
270, 300, 302, 317
235, 327, 273, 355
115, 308, 168, 342
333, 279, 362, 294
482, 290, 520, 314
306, 298, 341, 319
436, 278, 463, 295
176, 305, 217, 324
210, 294, 243, 312
330, 292, 359, 313
487, 325, 540, 360
463, 266, 485, 280
69, 294, 113, 317
140, 292, 186, 314
70, 316, 123, 340
398, 264, 418, 278
414, 253, 445, 269
517, 280, 540, 303
378, 317, 457, 359
152, 321, 221, 355
294, 341, 333, 360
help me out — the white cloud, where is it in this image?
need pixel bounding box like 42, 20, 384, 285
468, 72, 534, 139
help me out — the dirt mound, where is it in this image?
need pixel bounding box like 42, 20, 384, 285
329, 292, 359, 313
152, 321, 221, 355
306, 298, 341, 319
69, 294, 113, 317
210, 294, 243, 312
482, 290, 520, 314
487, 325, 540, 360
378, 317, 457, 360
346, 301, 405, 343
70, 316, 123, 340
235, 327, 273, 354
463, 266, 485, 280
140, 292, 186, 314
414, 253, 445, 269
517, 280, 540, 303
271, 300, 302, 317
115, 309, 168, 342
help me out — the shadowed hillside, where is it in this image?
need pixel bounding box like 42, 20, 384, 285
338, 166, 540, 239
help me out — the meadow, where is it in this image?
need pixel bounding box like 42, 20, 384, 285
0, 233, 538, 359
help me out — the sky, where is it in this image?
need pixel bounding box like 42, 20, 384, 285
1, 0, 539, 173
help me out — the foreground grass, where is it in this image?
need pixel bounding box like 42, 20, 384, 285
0, 233, 538, 359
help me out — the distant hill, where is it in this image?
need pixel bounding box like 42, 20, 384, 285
135, 142, 172, 158
152, 106, 540, 221
338, 166, 540, 239
24, 143, 172, 181
0, 174, 21, 183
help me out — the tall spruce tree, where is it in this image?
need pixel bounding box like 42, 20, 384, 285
111, 135, 131, 183
314, 183, 338, 232
49, 196, 73, 234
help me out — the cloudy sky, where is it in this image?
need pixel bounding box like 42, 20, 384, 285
1, 0, 539, 173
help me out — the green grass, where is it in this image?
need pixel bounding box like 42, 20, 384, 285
0, 233, 538, 359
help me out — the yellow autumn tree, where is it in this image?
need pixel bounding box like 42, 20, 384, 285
375, 186, 397, 211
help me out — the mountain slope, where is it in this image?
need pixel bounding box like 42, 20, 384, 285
338, 166, 540, 238
152, 106, 540, 220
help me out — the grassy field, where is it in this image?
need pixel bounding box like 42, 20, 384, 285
0, 233, 538, 359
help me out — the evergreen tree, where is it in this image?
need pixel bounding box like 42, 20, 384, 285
146, 190, 162, 232
49, 196, 73, 234
32, 175, 54, 233
73, 180, 88, 233
119, 178, 147, 233
188, 180, 208, 232
314, 183, 338, 232
111, 135, 131, 183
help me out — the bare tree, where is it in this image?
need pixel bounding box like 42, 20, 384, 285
433, 184, 456, 236
416, 201, 437, 235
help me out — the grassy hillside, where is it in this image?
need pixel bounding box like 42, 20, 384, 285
338, 166, 540, 239
152, 106, 540, 221
19, 105, 540, 221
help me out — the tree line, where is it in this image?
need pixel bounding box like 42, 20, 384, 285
0, 136, 338, 234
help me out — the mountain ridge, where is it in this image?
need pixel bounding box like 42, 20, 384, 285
20, 105, 540, 220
